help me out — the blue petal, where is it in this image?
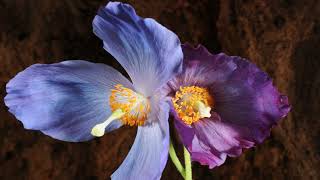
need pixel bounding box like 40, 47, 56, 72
111, 101, 170, 180
4, 60, 132, 142
93, 2, 183, 96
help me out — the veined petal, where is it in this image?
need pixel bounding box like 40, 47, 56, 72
93, 2, 183, 96
191, 135, 227, 169
194, 115, 255, 157
111, 101, 170, 180
167, 44, 237, 89
4, 60, 132, 142
174, 112, 227, 168
210, 57, 290, 143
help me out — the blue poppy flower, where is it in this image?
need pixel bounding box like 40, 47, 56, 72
4, 2, 183, 180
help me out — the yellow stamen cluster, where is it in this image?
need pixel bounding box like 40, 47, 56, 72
172, 86, 214, 125
110, 84, 150, 126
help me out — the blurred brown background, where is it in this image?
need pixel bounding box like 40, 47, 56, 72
0, 0, 319, 179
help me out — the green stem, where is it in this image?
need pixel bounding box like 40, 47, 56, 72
169, 141, 186, 179
184, 147, 192, 180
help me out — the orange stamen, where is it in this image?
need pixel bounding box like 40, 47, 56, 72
172, 86, 213, 125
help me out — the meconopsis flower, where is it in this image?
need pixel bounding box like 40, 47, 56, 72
4, 2, 183, 180
165, 44, 290, 169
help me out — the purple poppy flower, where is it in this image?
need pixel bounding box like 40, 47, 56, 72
165, 44, 290, 169
4, 2, 182, 180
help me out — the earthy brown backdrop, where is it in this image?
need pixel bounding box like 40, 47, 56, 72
0, 0, 319, 179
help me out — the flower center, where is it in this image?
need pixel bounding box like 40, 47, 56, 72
172, 86, 213, 125
91, 84, 150, 137
110, 84, 150, 126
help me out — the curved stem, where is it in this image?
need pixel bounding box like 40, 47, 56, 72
184, 147, 192, 180
169, 140, 186, 179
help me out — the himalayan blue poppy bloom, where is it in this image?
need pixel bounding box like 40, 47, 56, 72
4, 2, 183, 180
165, 44, 290, 168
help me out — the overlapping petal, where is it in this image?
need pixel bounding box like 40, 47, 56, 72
174, 117, 227, 169
168, 44, 290, 168
112, 100, 170, 180
167, 44, 237, 89
93, 2, 183, 96
4, 60, 133, 142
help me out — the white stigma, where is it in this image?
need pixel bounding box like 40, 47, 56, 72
91, 109, 125, 137
195, 101, 211, 118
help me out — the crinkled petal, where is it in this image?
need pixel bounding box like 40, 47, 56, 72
210, 56, 290, 143
93, 2, 183, 96
194, 114, 255, 156
167, 44, 237, 90
4, 60, 132, 142
169, 44, 290, 167
111, 101, 170, 180
174, 113, 227, 168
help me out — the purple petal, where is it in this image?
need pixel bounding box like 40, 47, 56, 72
210, 56, 290, 143
174, 113, 227, 168
190, 135, 227, 169
111, 101, 170, 180
194, 116, 255, 156
169, 44, 290, 167
4, 60, 132, 142
93, 2, 183, 96
167, 44, 237, 91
